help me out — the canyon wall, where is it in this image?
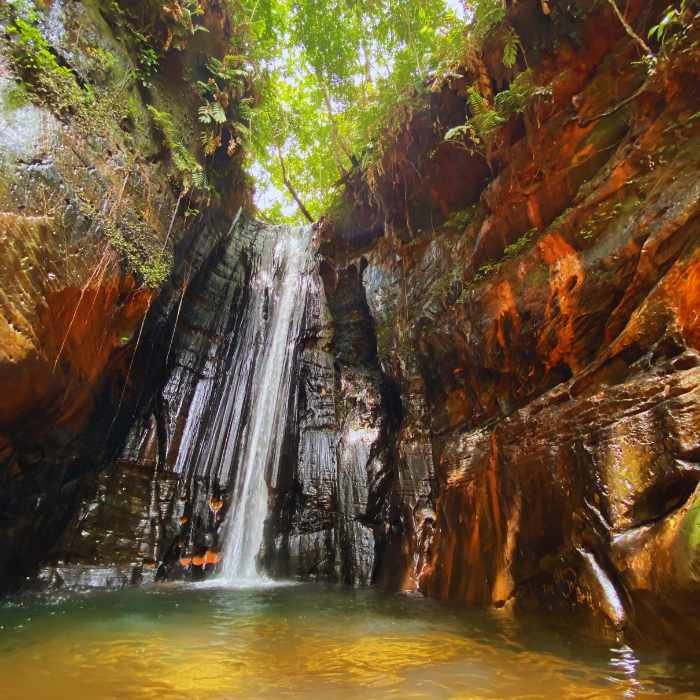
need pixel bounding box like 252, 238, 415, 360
2, 0, 699, 654
317, 0, 700, 646
0, 0, 248, 590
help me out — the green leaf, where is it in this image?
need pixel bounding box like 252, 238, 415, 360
444, 124, 469, 141
502, 29, 521, 69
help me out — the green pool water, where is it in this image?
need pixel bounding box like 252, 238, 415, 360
0, 582, 697, 699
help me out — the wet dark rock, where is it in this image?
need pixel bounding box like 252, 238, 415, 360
0, 0, 246, 591
316, 4, 700, 649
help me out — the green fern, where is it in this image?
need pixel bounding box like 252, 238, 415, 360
190, 167, 209, 191
444, 124, 470, 141
502, 28, 521, 69
445, 68, 551, 147
232, 121, 251, 138
198, 101, 227, 124
207, 56, 249, 83
172, 143, 200, 176
467, 87, 505, 141
200, 129, 221, 155
147, 105, 178, 149
467, 86, 488, 115
148, 106, 207, 191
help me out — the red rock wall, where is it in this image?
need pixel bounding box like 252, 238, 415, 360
321, 1, 700, 647
0, 0, 246, 590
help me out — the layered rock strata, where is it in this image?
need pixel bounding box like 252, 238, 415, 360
318, 0, 700, 646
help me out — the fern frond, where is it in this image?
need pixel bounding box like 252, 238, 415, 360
201, 130, 221, 155
502, 28, 521, 69
467, 87, 489, 117
444, 124, 469, 141
232, 121, 251, 137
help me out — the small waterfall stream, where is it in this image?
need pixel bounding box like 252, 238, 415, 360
217, 223, 312, 582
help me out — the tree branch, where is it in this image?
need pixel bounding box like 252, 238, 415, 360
605, 0, 653, 55
322, 84, 358, 169
276, 146, 314, 223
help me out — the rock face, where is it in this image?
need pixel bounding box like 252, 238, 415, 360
263, 252, 390, 585
316, 0, 700, 647
52, 219, 389, 587
0, 0, 247, 590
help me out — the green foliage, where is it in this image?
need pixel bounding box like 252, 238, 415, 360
147, 105, 178, 149
0, 0, 521, 223
147, 105, 207, 192
446, 69, 550, 147
76, 198, 173, 288
2, 3, 89, 116
239, 0, 468, 221
206, 55, 249, 90
198, 101, 227, 124
444, 205, 479, 229
159, 0, 208, 48
2, 81, 29, 110
502, 28, 521, 69
470, 0, 507, 38
104, 0, 208, 52
497, 69, 552, 114
444, 123, 471, 141
84, 45, 118, 80
503, 227, 537, 257
137, 41, 159, 88
467, 86, 506, 141
472, 227, 538, 283
238, 0, 541, 221
105, 222, 172, 288
648, 1, 697, 46
192, 52, 253, 162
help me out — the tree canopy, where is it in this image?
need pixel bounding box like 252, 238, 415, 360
230, 0, 470, 222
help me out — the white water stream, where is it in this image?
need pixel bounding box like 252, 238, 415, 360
214, 224, 312, 583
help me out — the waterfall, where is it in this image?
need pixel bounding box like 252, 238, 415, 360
182, 221, 313, 584
219, 223, 311, 582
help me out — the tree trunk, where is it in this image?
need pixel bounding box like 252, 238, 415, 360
276, 146, 314, 223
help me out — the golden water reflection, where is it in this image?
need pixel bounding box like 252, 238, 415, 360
0, 584, 697, 700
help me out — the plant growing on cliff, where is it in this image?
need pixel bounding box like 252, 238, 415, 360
136, 39, 159, 88
147, 105, 208, 192
502, 27, 522, 69
446, 69, 549, 151
649, 1, 699, 47
1, 3, 89, 116
195, 54, 253, 158
105, 0, 209, 53
105, 222, 172, 288
75, 199, 173, 289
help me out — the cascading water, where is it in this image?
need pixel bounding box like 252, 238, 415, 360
217, 223, 312, 582
167, 218, 314, 585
